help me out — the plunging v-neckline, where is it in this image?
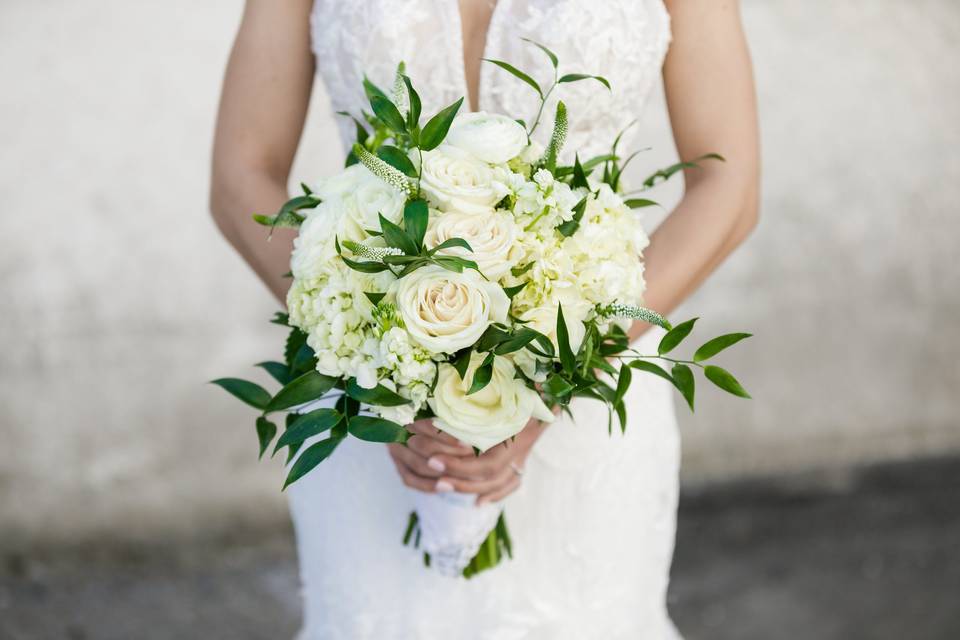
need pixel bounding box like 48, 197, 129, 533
453, 0, 504, 112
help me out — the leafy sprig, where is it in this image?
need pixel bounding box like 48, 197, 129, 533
484, 39, 609, 137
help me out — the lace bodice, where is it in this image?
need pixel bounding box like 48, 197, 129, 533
311, 0, 671, 159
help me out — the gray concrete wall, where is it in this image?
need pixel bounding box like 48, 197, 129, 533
0, 0, 957, 548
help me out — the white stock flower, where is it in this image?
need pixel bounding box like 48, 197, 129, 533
428, 353, 555, 451
445, 112, 528, 164
390, 265, 509, 354
423, 210, 520, 280
419, 145, 506, 214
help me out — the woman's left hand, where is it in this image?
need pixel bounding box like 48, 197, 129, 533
430, 418, 549, 505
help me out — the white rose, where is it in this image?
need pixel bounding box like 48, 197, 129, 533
311, 164, 406, 242
428, 353, 555, 451
289, 202, 343, 280
423, 210, 519, 280
446, 112, 528, 165
419, 145, 506, 214
391, 265, 509, 354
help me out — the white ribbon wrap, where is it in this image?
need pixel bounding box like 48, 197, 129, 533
411, 490, 502, 576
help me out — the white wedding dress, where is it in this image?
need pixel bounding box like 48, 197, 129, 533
288, 1, 681, 638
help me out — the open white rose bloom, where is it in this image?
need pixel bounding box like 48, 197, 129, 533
215, 55, 750, 578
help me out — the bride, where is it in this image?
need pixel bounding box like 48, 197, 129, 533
210, 1, 758, 638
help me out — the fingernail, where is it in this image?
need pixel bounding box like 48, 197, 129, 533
435, 480, 454, 493
427, 457, 446, 473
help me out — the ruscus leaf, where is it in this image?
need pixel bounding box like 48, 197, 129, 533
420, 97, 465, 151
273, 408, 342, 454
704, 365, 751, 399
266, 370, 338, 413
210, 378, 271, 410
345, 379, 411, 406
283, 437, 342, 489
347, 415, 410, 443
658, 318, 698, 356
672, 363, 696, 411
558, 73, 611, 90
693, 333, 753, 362
255, 416, 277, 459
483, 59, 542, 97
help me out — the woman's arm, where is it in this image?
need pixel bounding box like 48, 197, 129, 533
632, 0, 760, 339
210, 0, 315, 302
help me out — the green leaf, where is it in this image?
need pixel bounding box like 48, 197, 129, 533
252, 211, 304, 229
511, 262, 534, 277
693, 333, 753, 362
382, 254, 423, 266
452, 349, 473, 381
521, 37, 558, 68
429, 237, 473, 254
672, 363, 695, 411
543, 373, 575, 398
570, 154, 589, 189
340, 255, 391, 273
376, 145, 417, 177
704, 365, 751, 399
558, 73, 611, 90
624, 198, 660, 209
274, 408, 341, 454
492, 328, 539, 355
378, 213, 419, 255
614, 361, 633, 405
483, 59, 542, 98
255, 416, 277, 459
255, 361, 290, 385
556, 303, 577, 374
290, 344, 317, 376
283, 437, 342, 489
628, 359, 674, 385
433, 255, 479, 273
420, 97, 465, 151
362, 75, 389, 103
475, 324, 511, 352
615, 400, 628, 433
345, 379, 411, 406
284, 328, 308, 368
403, 199, 429, 249
270, 311, 290, 326
347, 415, 410, 443
658, 317, 698, 356
210, 378, 271, 410
642, 153, 725, 189
364, 291, 386, 306
266, 370, 339, 413
401, 75, 422, 130
370, 94, 406, 132
467, 353, 495, 395
502, 282, 527, 299
528, 328, 555, 358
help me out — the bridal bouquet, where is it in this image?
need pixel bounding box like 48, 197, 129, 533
214, 43, 751, 577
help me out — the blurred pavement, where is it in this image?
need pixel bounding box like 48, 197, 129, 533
3, 456, 958, 640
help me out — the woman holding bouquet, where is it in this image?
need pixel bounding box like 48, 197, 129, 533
211, 0, 759, 638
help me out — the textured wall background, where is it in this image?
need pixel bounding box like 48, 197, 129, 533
0, 0, 958, 549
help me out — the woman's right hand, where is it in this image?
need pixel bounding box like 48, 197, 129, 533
387, 419, 474, 493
